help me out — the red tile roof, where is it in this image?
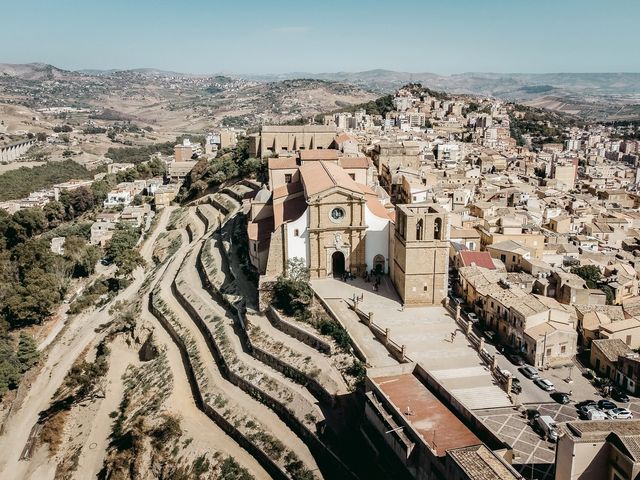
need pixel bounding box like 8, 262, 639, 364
459, 251, 496, 270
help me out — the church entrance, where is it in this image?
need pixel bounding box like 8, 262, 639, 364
373, 254, 385, 274
332, 251, 345, 276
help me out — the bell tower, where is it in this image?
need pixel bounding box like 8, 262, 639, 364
391, 204, 449, 306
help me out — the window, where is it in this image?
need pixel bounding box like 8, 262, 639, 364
512, 256, 516, 262
416, 219, 424, 241
434, 217, 442, 240
349, 173, 355, 180
253, 243, 257, 252
627, 335, 632, 346
294, 229, 299, 237
330, 207, 345, 222
423, 285, 428, 291
500, 254, 506, 262
561, 345, 566, 354
284, 173, 292, 183
546, 348, 551, 357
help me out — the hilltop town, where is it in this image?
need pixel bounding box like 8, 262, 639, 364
2, 67, 640, 480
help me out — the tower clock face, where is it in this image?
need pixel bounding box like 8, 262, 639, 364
330, 207, 345, 222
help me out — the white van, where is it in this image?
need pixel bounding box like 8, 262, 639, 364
535, 415, 558, 442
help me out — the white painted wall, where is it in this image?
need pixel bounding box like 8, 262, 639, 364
364, 204, 390, 273
286, 207, 309, 266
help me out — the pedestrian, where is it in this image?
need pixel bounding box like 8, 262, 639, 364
450, 332, 456, 342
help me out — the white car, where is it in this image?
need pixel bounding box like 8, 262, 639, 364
467, 312, 479, 323
534, 378, 555, 391
587, 409, 608, 420
608, 408, 634, 419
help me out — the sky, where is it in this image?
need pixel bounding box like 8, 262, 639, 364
2, 0, 639, 74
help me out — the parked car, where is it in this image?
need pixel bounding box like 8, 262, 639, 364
608, 408, 633, 419
535, 415, 558, 442
579, 404, 599, 419
484, 330, 496, 342
511, 378, 522, 394
551, 392, 570, 404
534, 378, 555, 391
587, 409, 609, 420
519, 365, 539, 379
527, 409, 541, 424
506, 352, 525, 366
598, 399, 617, 412
576, 400, 597, 409
450, 296, 463, 306
612, 389, 630, 403
467, 312, 479, 323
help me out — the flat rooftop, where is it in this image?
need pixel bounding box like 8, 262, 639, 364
373, 372, 480, 456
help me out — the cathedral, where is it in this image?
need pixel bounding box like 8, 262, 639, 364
247, 134, 449, 307
248, 149, 391, 279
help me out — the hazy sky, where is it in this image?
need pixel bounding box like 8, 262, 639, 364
2, 0, 639, 74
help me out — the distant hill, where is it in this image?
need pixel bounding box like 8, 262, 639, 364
0, 63, 71, 81
243, 70, 640, 98
1, 63, 639, 120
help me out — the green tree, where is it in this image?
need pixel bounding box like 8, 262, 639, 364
16, 333, 39, 372
43, 201, 66, 228
114, 249, 144, 278
63, 236, 101, 277
273, 259, 313, 317
4, 271, 62, 327
571, 265, 602, 289
105, 224, 140, 263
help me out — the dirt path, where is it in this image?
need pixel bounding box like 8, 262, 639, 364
157, 218, 320, 471
0, 208, 171, 479
139, 299, 272, 480
74, 342, 139, 478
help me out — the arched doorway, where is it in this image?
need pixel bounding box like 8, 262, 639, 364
332, 251, 345, 276
373, 254, 385, 274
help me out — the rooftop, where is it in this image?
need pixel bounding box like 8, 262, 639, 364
447, 445, 521, 480
591, 338, 633, 363
373, 372, 481, 457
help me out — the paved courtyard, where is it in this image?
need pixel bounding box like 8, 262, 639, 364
313, 276, 512, 409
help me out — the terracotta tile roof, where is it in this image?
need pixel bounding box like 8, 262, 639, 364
298, 149, 339, 161
268, 157, 298, 170
248, 217, 273, 244
459, 251, 496, 270
339, 156, 369, 169
273, 181, 303, 200
592, 338, 632, 363
334, 133, 355, 144
274, 194, 307, 230
447, 445, 521, 480
299, 161, 362, 197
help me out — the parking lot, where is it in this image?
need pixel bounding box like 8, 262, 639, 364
476, 403, 576, 480
476, 388, 640, 479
